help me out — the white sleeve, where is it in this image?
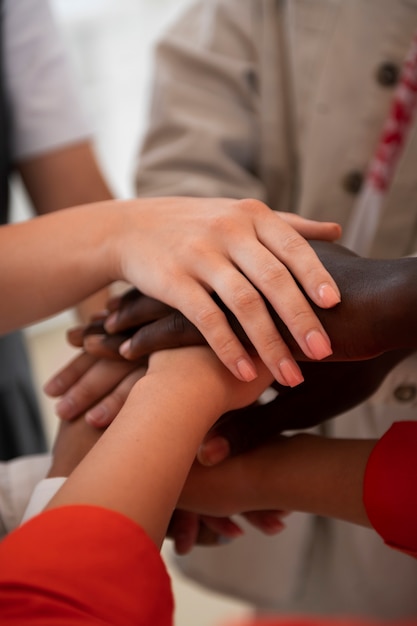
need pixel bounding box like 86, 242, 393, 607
0, 454, 52, 537
21, 477, 67, 524
3, 0, 91, 161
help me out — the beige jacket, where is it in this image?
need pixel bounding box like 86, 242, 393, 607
135, 0, 417, 618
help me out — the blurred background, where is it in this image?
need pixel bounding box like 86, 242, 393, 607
13, 1, 252, 624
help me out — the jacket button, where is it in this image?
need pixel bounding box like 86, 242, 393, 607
342, 170, 364, 195
393, 384, 417, 403
376, 62, 399, 87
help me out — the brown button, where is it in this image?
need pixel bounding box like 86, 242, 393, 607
342, 170, 364, 195
376, 62, 399, 87
393, 384, 417, 403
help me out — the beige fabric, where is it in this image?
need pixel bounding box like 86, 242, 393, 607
135, 0, 417, 618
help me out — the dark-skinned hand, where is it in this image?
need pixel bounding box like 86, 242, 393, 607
70, 240, 417, 364
197, 349, 411, 464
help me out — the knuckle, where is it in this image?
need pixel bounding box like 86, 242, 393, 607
286, 306, 314, 328
194, 305, 225, 331
230, 285, 262, 312
258, 262, 288, 288
281, 232, 307, 255
236, 197, 266, 217
259, 331, 286, 356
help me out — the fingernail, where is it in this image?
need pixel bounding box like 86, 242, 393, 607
119, 339, 131, 358
43, 376, 64, 396
198, 437, 230, 466
85, 405, 108, 427
318, 282, 341, 308
305, 329, 332, 360
278, 358, 304, 387
236, 358, 258, 382
104, 312, 118, 331
55, 397, 76, 420
84, 335, 106, 350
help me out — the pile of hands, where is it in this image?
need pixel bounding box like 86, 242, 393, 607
45, 240, 415, 553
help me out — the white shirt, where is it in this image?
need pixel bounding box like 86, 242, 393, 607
3, 0, 90, 161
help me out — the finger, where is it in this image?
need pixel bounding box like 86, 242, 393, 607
83, 333, 129, 360
54, 359, 138, 421
66, 326, 85, 348
183, 246, 304, 387
119, 312, 205, 360
167, 510, 200, 555
198, 515, 244, 540
67, 318, 107, 348
161, 277, 260, 384
259, 212, 342, 304
198, 399, 286, 463
105, 292, 174, 334
242, 510, 287, 535
85, 366, 146, 427
203, 257, 307, 385
43, 352, 97, 397
277, 212, 342, 242
230, 240, 335, 361
106, 288, 140, 314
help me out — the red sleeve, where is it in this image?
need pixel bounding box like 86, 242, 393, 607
0, 505, 173, 625
363, 421, 417, 558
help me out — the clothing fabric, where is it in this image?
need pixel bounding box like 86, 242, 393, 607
3, 0, 90, 162
0, 425, 415, 624
0, 0, 10, 214
0, 506, 174, 625
0, 0, 90, 461
363, 421, 417, 558
134, 0, 417, 618
0, 453, 50, 538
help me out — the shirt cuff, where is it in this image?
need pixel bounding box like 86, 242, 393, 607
21, 477, 67, 524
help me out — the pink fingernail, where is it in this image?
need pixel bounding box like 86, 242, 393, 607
104, 312, 118, 331
305, 329, 332, 360
278, 358, 304, 387
318, 282, 341, 308
236, 358, 258, 382
119, 339, 131, 358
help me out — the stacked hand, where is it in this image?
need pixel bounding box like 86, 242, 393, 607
44, 240, 416, 550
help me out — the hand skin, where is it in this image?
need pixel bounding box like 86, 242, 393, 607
46, 367, 283, 551
18, 140, 114, 322
45, 347, 274, 548
88, 240, 417, 364
167, 508, 287, 555
1, 197, 340, 386
47, 417, 102, 478
180, 434, 377, 529
46, 239, 416, 428
198, 350, 410, 463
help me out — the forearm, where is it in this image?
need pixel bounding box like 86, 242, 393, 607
45, 347, 272, 547
257, 435, 375, 526
0, 202, 120, 333
46, 377, 209, 547
18, 142, 115, 323
181, 434, 376, 528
